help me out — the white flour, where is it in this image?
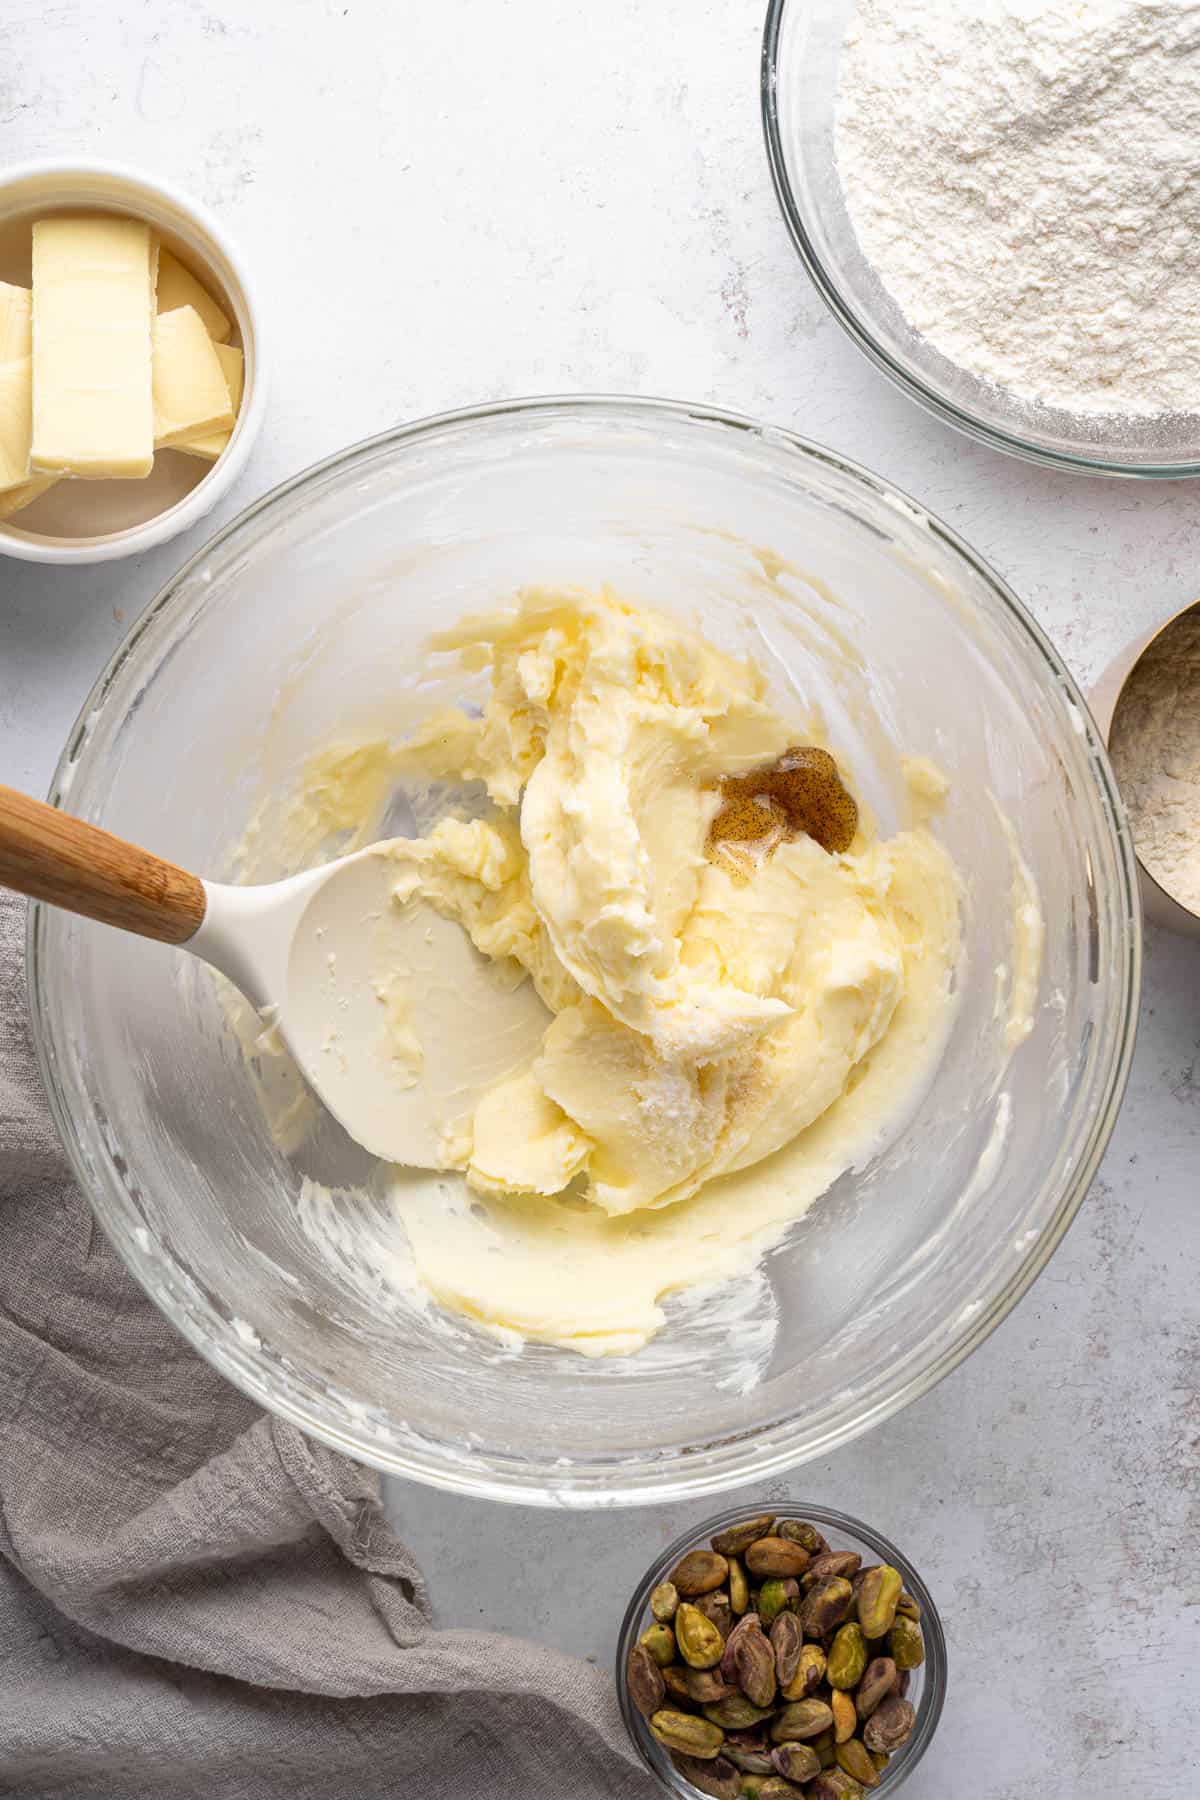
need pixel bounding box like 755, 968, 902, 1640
1109, 608, 1200, 914
834, 1, 1200, 416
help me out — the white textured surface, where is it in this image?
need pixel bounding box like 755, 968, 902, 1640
1, 4, 1197, 1795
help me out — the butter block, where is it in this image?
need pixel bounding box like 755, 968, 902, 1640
0, 282, 32, 359
0, 475, 57, 520
153, 305, 235, 448
155, 245, 231, 342
174, 341, 243, 460
0, 356, 33, 491
31, 214, 155, 479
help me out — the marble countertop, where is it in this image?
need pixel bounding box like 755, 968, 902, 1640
3, 4, 1196, 1794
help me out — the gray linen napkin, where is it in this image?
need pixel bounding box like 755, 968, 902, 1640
0, 891, 656, 1799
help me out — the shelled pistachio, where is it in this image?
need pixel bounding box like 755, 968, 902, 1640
652, 1581, 680, 1623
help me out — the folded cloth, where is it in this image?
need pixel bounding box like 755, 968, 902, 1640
0, 892, 655, 1800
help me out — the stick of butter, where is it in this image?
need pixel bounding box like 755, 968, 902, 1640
0, 283, 32, 360
153, 306, 235, 449
0, 475, 57, 521
0, 356, 33, 491
174, 342, 243, 460
31, 215, 155, 479
155, 245, 231, 342
0, 349, 58, 518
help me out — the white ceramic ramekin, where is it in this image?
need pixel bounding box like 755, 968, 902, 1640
0, 159, 265, 564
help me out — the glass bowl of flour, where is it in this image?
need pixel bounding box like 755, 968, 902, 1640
763, 0, 1200, 476
29, 398, 1140, 1503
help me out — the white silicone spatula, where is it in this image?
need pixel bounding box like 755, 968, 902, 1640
0, 784, 547, 1168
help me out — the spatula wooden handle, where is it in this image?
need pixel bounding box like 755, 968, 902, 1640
0, 784, 206, 944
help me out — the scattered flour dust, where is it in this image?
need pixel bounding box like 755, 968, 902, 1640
835, 1, 1200, 415
1109, 607, 1200, 915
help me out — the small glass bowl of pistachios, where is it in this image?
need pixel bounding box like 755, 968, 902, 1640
617, 1504, 946, 1799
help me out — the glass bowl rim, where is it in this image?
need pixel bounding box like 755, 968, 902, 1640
615, 1499, 947, 1796
760, 0, 1200, 481
28, 392, 1144, 1505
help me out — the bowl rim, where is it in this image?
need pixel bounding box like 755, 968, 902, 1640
0, 156, 266, 563
760, 0, 1200, 481
615, 1500, 946, 1796
29, 393, 1144, 1505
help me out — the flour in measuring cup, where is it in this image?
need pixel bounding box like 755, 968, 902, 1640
1109, 608, 1200, 916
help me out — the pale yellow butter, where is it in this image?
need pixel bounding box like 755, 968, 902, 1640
0, 357, 33, 491
154, 245, 231, 342
0, 352, 55, 518
260, 590, 968, 1358
30, 215, 155, 479
0, 476, 57, 521
152, 305, 235, 449
0, 283, 32, 360
174, 341, 243, 460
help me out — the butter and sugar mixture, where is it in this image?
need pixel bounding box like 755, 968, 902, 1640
261, 588, 963, 1354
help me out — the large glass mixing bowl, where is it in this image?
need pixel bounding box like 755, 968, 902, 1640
30, 398, 1141, 1505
